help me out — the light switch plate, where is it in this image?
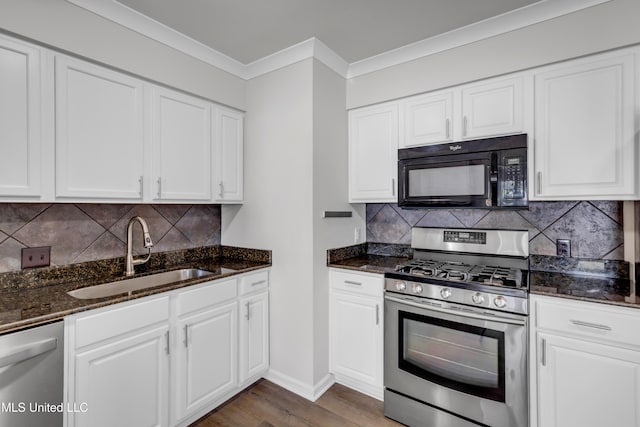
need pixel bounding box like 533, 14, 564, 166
22, 246, 51, 269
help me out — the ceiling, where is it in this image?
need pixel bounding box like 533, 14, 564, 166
116, 0, 542, 65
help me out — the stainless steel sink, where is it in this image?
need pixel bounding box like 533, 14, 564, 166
67, 268, 215, 300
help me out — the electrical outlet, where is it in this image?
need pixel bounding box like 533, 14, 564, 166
556, 239, 571, 257
22, 246, 51, 269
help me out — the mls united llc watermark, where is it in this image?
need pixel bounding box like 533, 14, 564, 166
1, 401, 88, 413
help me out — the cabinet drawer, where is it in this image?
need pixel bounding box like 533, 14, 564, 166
330, 269, 383, 298
74, 296, 169, 348
239, 270, 269, 295
534, 296, 640, 348
176, 278, 237, 315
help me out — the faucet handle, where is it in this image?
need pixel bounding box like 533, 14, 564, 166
143, 232, 154, 248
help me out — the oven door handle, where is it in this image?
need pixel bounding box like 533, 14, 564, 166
385, 295, 526, 326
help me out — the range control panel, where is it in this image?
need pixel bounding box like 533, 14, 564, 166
443, 230, 486, 245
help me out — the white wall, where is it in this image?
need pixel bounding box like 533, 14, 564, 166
222, 59, 316, 392
347, 0, 640, 109
0, 0, 245, 110
311, 59, 366, 387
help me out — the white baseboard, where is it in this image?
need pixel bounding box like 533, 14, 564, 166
265, 369, 336, 402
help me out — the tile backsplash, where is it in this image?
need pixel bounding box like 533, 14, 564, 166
366, 201, 623, 260
0, 204, 221, 273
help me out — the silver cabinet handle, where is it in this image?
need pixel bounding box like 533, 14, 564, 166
157, 177, 162, 198
392, 178, 396, 197
251, 280, 266, 287
0, 338, 57, 368
445, 118, 450, 139
463, 116, 468, 137
541, 337, 546, 366
183, 325, 189, 348
246, 302, 250, 320
344, 280, 362, 286
165, 330, 170, 355
138, 176, 143, 197
219, 181, 224, 198
536, 172, 542, 196
570, 319, 612, 331
376, 304, 379, 325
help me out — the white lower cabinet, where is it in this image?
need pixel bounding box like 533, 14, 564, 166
172, 278, 238, 425
65, 269, 269, 427
239, 289, 269, 385
329, 269, 383, 400
531, 294, 640, 427
65, 296, 170, 427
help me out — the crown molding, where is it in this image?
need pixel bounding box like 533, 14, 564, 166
66, 0, 610, 81
347, 0, 612, 78
65, 0, 248, 78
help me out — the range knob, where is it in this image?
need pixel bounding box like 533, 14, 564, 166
494, 295, 507, 308
395, 281, 406, 291
412, 284, 423, 294
440, 288, 452, 299
471, 292, 485, 305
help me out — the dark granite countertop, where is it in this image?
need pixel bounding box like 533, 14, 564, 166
327, 247, 640, 309
326, 242, 411, 275
328, 254, 408, 275
0, 245, 271, 335
529, 271, 639, 308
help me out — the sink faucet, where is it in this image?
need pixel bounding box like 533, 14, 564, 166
125, 216, 154, 276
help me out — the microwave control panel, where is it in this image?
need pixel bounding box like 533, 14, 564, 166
502, 155, 525, 199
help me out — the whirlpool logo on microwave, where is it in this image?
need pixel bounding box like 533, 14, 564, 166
449, 145, 462, 151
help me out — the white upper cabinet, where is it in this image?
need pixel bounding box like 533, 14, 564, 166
151, 86, 212, 201
213, 107, 243, 203
399, 90, 453, 147
55, 55, 145, 200
398, 75, 525, 148
348, 102, 398, 203
0, 35, 43, 198
532, 49, 637, 199
461, 76, 525, 140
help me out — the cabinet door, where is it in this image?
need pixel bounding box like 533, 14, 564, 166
152, 86, 212, 201
533, 52, 636, 198
213, 107, 243, 203
461, 76, 524, 139
0, 35, 42, 197
348, 102, 398, 202
400, 90, 453, 147
239, 291, 269, 384
330, 291, 382, 397
55, 56, 144, 200
173, 301, 237, 423
71, 325, 169, 427
537, 332, 640, 427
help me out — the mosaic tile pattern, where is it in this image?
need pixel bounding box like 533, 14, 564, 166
0, 203, 221, 273
366, 201, 624, 260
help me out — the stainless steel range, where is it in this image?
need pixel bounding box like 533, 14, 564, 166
384, 227, 529, 427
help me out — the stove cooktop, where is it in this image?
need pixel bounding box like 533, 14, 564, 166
393, 259, 525, 289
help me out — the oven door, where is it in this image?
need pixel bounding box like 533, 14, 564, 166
398, 152, 494, 208
384, 294, 527, 427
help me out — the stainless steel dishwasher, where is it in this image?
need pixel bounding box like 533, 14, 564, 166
0, 320, 64, 427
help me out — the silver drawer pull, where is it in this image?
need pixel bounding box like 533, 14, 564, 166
344, 280, 362, 286
570, 319, 612, 331
251, 280, 266, 287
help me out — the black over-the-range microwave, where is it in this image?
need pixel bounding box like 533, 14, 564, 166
397, 134, 528, 209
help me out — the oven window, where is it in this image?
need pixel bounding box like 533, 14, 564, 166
408, 164, 485, 197
398, 310, 505, 402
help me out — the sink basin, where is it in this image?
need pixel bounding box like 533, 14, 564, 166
67, 268, 215, 300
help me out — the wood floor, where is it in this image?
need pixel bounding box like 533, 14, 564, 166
190, 380, 403, 427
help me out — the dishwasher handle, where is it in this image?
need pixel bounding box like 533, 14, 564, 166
0, 337, 57, 368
